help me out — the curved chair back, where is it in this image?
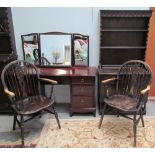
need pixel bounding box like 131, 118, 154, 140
117, 60, 153, 101
1, 60, 41, 104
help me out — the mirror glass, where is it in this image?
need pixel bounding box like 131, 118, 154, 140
39, 33, 72, 66
21, 33, 39, 65
73, 34, 89, 66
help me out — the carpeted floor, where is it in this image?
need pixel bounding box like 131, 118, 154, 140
36, 117, 155, 148
1, 117, 155, 148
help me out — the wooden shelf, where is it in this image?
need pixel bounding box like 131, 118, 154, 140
0, 32, 9, 36
0, 54, 10, 61
100, 29, 148, 32
98, 10, 152, 114
100, 46, 146, 49
100, 10, 152, 18
0, 50, 10, 53
0, 7, 17, 114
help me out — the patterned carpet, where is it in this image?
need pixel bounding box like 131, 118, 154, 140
36, 117, 155, 148
1, 117, 155, 148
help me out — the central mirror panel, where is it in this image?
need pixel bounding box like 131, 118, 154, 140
39, 32, 72, 67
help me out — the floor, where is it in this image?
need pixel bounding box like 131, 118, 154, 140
0, 100, 155, 145
56, 100, 155, 118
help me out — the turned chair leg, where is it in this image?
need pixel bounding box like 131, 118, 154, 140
99, 104, 107, 129
13, 113, 17, 130
140, 109, 145, 127
20, 115, 25, 147
52, 106, 61, 129
133, 114, 137, 147
117, 111, 120, 117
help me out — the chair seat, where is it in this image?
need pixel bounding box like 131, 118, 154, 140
13, 95, 53, 115
104, 95, 138, 112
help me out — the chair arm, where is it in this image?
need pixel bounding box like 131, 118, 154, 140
39, 78, 58, 84
101, 78, 117, 84
141, 85, 150, 95
4, 88, 15, 97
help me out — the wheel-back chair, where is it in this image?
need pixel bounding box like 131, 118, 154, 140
99, 60, 153, 147
1, 60, 61, 147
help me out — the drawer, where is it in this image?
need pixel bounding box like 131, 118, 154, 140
72, 85, 94, 96
71, 96, 93, 108
72, 77, 94, 84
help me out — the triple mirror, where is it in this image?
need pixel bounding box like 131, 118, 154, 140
21, 32, 89, 67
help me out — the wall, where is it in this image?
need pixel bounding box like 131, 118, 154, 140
11, 7, 95, 65
11, 7, 94, 103
11, 7, 149, 67
11, 7, 150, 102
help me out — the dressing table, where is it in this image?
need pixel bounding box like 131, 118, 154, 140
21, 32, 96, 116
38, 67, 97, 116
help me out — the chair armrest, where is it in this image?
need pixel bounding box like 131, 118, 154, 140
141, 85, 150, 95
39, 78, 58, 84
101, 78, 117, 84
101, 78, 117, 98
4, 88, 15, 97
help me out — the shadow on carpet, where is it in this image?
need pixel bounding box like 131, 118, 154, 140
0, 118, 43, 148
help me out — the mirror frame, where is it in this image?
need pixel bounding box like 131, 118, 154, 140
39, 32, 72, 67
21, 33, 39, 65
73, 33, 89, 66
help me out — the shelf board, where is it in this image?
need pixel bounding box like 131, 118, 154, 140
0, 54, 11, 62
100, 46, 146, 49
100, 29, 148, 32
0, 32, 9, 36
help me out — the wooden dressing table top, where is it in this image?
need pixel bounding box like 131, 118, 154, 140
38, 67, 97, 77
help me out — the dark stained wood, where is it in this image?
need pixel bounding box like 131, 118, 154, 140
98, 10, 152, 114
0, 7, 17, 114
38, 67, 97, 77
72, 96, 94, 108
1, 60, 61, 146
99, 10, 152, 66
71, 75, 95, 116
38, 67, 97, 116
98, 67, 119, 114
72, 85, 94, 96
99, 60, 153, 147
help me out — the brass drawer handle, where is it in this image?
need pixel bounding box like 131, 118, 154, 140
80, 78, 84, 83
81, 99, 84, 103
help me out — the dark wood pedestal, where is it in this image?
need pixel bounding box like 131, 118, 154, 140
38, 67, 97, 116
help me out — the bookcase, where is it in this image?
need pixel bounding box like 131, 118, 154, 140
98, 10, 152, 114
0, 7, 17, 114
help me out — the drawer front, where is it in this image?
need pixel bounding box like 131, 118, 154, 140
71, 96, 93, 108
72, 85, 94, 96
72, 77, 94, 84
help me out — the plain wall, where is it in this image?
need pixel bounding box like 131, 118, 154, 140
11, 7, 149, 67
11, 7, 94, 103
11, 7, 150, 103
